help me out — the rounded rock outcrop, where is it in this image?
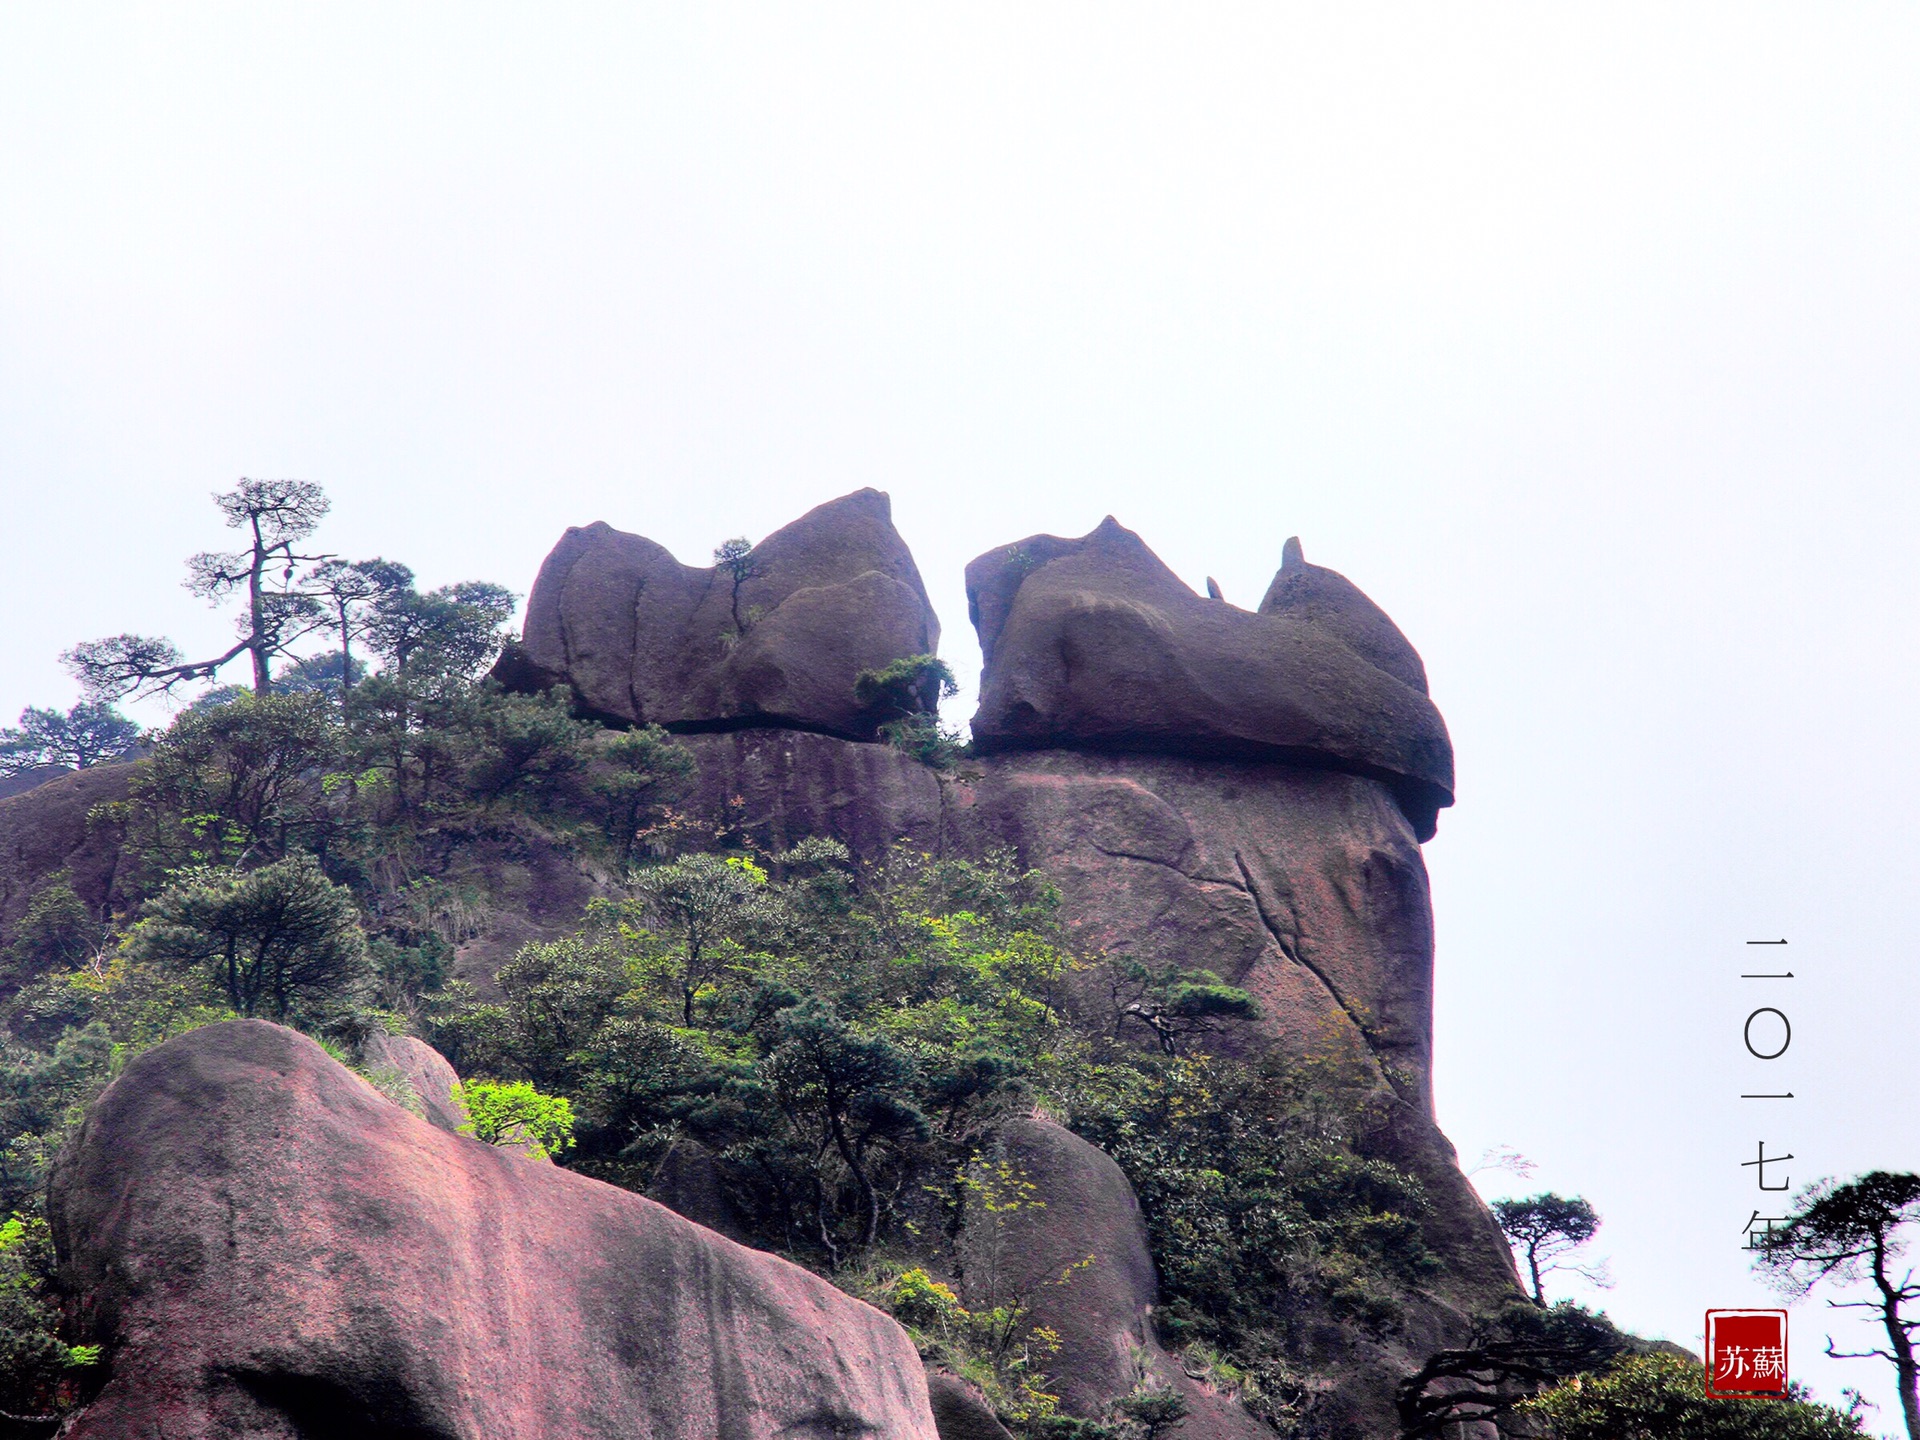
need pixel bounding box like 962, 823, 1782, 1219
957, 1115, 1269, 1440
499, 488, 941, 741
965, 519, 1453, 838
359, 1029, 467, 1134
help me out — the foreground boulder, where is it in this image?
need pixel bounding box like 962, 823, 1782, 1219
52, 1021, 938, 1440
500, 488, 941, 740
965, 519, 1453, 839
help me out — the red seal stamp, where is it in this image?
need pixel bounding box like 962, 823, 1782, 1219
1705, 1309, 1789, 1397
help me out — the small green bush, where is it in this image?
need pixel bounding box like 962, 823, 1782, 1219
0, 1213, 101, 1415
888, 1266, 969, 1329
456, 1078, 575, 1158
853, 654, 958, 720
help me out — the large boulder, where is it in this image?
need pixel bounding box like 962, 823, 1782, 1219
958, 1115, 1268, 1440
965, 520, 1453, 839
499, 488, 941, 740
51, 1020, 939, 1440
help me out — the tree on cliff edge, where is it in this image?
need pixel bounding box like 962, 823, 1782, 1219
1492, 1193, 1607, 1306
66, 479, 334, 700
1755, 1171, 1920, 1440
0, 701, 140, 777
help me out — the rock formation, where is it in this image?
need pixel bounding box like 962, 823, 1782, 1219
0, 763, 72, 803
966, 518, 1452, 840
664, 728, 1522, 1436
361, 1029, 468, 1134
52, 1020, 939, 1440
958, 1116, 1268, 1440
498, 488, 941, 740
925, 1373, 1017, 1440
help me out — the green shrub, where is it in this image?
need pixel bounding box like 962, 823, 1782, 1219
3, 876, 100, 988
129, 854, 370, 1022
0, 1213, 101, 1415
877, 714, 970, 771
456, 1078, 575, 1158
1520, 1351, 1867, 1439
887, 1266, 969, 1329
853, 654, 958, 720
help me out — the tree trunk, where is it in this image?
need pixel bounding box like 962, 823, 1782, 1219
337, 599, 355, 697
826, 1104, 879, 1247
1873, 1237, 1920, 1440
682, 939, 701, 1025
248, 513, 273, 694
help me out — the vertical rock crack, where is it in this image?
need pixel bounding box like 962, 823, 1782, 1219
1231, 850, 1383, 1056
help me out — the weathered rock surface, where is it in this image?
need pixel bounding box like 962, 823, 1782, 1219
0, 763, 72, 803
361, 1030, 468, 1134
501, 488, 941, 740
966, 520, 1453, 839
959, 1116, 1269, 1440
52, 1020, 940, 1440
0, 761, 135, 959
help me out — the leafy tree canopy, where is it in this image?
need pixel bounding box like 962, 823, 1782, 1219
0, 702, 140, 778
456, 1078, 575, 1159
1492, 1191, 1605, 1306
62, 478, 515, 704
129, 855, 369, 1023
1755, 1171, 1920, 1440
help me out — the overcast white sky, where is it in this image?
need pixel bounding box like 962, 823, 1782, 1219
5, 4, 1919, 1423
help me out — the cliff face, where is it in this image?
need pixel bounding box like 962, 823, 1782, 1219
0, 761, 136, 936
670, 737, 1517, 1272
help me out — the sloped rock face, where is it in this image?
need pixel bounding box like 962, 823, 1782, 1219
0, 763, 72, 803
959, 1116, 1268, 1440
361, 1030, 468, 1134
0, 761, 136, 955
966, 520, 1452, 840
52, 1021, 939, 1440
501, 488, 941, 740
948, 752, 1438, 1111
